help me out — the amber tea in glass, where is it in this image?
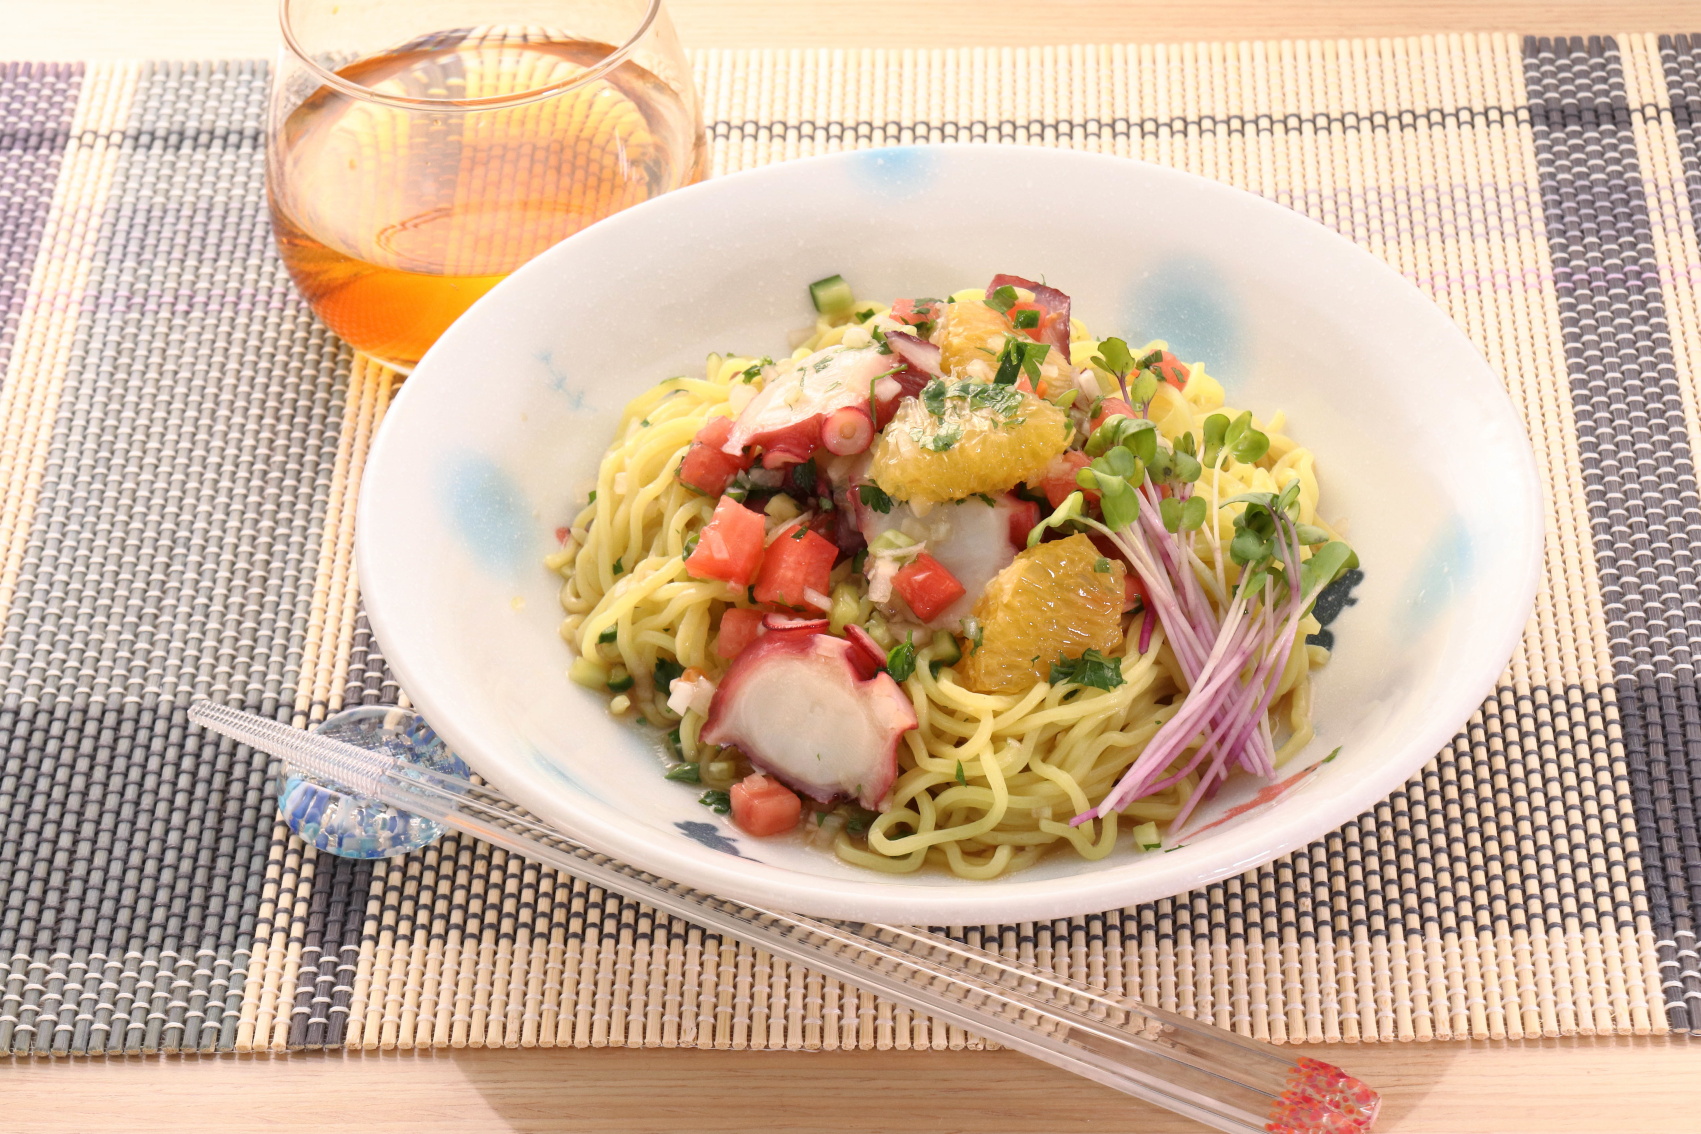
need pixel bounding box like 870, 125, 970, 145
268, 1, 705, 371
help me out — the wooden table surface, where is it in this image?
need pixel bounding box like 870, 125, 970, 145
4, 1, 1698, 1131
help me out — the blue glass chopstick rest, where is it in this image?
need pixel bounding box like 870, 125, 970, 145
277, 706, 470, 858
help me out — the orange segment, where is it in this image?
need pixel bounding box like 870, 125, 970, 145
956, 534, 1126, 694
939, 300, 1014, 378
869, 387, 1070, 505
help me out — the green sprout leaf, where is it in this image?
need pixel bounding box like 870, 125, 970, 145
1299, 541, 1357, 600
1161, 495, 1209, 533
1181, 495, 1208, 531
1085, 415, 1156, 458
1091, 337, 1134, 380
1027, 491, 1085, 548
1202, 413, 1229, 467
1129, 370, 1159, 407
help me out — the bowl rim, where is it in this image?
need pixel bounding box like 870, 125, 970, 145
358, 142, 1544, 922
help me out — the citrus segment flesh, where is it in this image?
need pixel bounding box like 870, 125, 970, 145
869, 387, 1070, 505
956, 534, 1126, 694
939, 300, 1013, 378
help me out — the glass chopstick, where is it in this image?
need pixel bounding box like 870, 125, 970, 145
188, 700, 1379, 1134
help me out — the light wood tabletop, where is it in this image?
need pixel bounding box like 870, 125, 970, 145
5, 2, 1699, 1132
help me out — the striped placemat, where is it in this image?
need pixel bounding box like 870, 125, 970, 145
3, 31, 1700, 1055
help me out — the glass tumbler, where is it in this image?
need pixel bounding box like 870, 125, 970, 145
267, 0, 705, 371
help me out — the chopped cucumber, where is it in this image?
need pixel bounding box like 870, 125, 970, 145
606, 664, 634, 693
568, 656, 608, 688
1132, 821, 1162, 851
930, 629, 962, 666
809, 274, 856, 318
869, 529, 916, 552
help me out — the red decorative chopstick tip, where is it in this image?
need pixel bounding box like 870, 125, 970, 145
1265, 1056, 1381, 1134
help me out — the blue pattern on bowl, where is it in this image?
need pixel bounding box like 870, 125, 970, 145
442, 449, 532, 576
850, 145, 936, 198
1124, 257, 1243, 389
1399, 514, 1475, 634
674, 820, 750, 858
538, 346, 596, 412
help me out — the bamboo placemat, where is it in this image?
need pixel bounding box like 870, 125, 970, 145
3, 32, 1700, 1055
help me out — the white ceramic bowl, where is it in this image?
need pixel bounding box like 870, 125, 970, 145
357, 145, 1541, 923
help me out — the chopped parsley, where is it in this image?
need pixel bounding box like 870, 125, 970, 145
913, 423, 965, 452
598, 625, 619, 644
1048, 648, 1125, 691
665, 762, 701, 783
984, 285, 1019, 313
955, 760, 967, 786
741, 356, 773, 382
698, 789, 731, 814
790, 525, 809, 540
587, 489, 598, 504
1012, 308, 1040, 330
612, 557, 625, 576
843, 806, 878, 836
858, 483, 895, 513
919, 377, 1024, 418
886, 637, 917, 682
1093, 557, 1112, 573
992, 337, 1050, 386
655, 657, 686, 690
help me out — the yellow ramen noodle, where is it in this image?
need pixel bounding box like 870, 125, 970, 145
552, 292, 1336, 880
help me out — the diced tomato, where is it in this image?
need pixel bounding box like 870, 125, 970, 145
1010, 373, 1051, 399
889, 297, 942, 327
1039, 451, 1094, 509
893, 553, 967, 622
753, 527, 838, 610
685, 497, 766, 587
730, 773, 803, 836
1124, 572, 1151, 614
678, 415, 753, 496
1090, 397, 1136, 433
1005, 497, 1039, 549
1152, 351, 1189, 390
1007, 302, 1069, 349
714, 607, 766, 659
